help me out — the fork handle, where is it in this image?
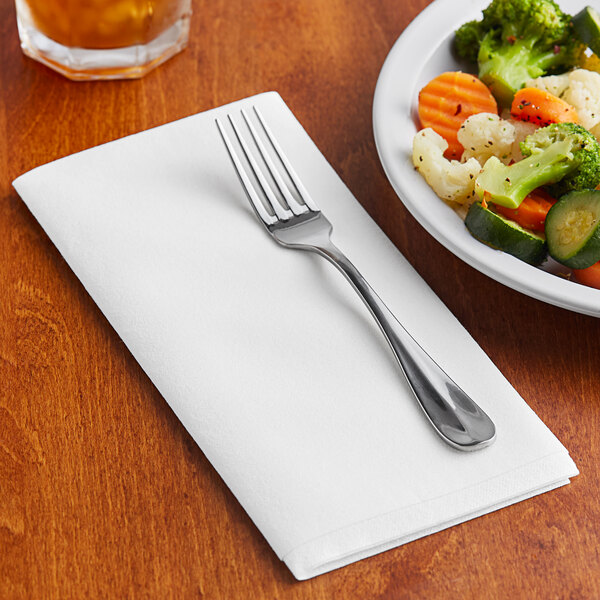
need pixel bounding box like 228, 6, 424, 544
314, 241, 496, 451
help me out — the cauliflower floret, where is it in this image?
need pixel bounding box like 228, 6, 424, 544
457, 113, 515, 165
563, 69, 600, 131
412, 128, 481, 205
525, 74, 570, 98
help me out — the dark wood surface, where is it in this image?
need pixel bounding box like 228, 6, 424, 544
2, 0, 599, 597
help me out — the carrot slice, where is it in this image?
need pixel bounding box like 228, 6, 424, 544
510, 88, 578, 127
573, 261, 600, 289
493, 188, 557, 232
418, 71, 498, 160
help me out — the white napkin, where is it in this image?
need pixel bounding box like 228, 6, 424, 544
13, 92, 578, 580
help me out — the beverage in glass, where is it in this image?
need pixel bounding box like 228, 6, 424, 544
15, 0, 192, 80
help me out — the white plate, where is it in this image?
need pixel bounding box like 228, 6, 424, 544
373, 0, 600, 318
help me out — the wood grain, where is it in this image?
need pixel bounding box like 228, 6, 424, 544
1, 0, 600, 597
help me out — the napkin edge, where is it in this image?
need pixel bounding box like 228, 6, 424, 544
283, 449, 577, 580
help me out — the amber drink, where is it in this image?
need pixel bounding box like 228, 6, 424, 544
15, 0, 191, 80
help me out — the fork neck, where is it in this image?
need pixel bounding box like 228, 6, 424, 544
312, 240, 365, 291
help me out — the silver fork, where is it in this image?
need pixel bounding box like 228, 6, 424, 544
216, 107, 496, 451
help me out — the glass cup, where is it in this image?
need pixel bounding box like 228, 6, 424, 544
15, 0, 192, 80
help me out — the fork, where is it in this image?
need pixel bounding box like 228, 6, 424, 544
216, 107, 496, 451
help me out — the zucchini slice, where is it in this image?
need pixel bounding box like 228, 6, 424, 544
573, 6, 600, 57
545, 190, 600, 269
465, 202, 547, 265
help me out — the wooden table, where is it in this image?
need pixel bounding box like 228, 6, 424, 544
2, 0, 599, 597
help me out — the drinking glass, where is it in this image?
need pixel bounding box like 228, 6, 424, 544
15, 0, 192, 80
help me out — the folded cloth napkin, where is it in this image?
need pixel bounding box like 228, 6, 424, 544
13, 92, 578, 580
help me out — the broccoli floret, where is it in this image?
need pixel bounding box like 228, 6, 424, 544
474, 123, 600, 208
455, 0, 582, 106
455, 20, 484, 63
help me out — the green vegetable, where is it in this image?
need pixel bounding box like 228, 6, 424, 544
455, 0, 582, 106
573, 6, 600, 57
465, 201, 548, 265
545, 189, 600, 268
474, 123, 600, 209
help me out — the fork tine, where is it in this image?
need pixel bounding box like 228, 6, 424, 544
216, 117, 277, 226
227, 114, 293, 222
241, 109, 308, 217
253, 106, 320, 212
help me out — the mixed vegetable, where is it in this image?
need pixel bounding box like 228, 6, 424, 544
412, 0, 600, 289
